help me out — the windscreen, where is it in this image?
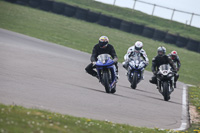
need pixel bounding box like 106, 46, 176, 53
97, 54, 110, 64
159, 64, 170, 71
130, 54, 141, 61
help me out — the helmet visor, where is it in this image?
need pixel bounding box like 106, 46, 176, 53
99, 42, 108, 48
135, 46, 142, 51
158, 51, 163, 56
171, 55, 176, 59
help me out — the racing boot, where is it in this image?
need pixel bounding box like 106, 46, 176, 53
174, 82, 176, 88
116, 71, 119, 80
122, 61, 128, 70
141, 70, 144, 80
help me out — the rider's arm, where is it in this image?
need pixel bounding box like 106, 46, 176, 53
168, 56, 176, 71
177, 56, 181, 71
127, 46, 134, 57
110, 45, 118, 62
151, 57, 157, 74
124, 54, 129, 61
123, 47, 132, 61
140, 50, 149, 65
90, 45, 97, 62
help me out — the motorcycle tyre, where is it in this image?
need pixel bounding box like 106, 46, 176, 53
103, 71, 111, 93
163, 81, 170, 101
131, 72, 138, 89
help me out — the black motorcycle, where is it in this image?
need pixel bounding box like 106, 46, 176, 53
157, 64, 175, 101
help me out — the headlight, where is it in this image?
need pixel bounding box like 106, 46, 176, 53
168, 74, 173, 77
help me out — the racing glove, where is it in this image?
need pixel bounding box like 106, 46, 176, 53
92, 61, 96, 66
113, 58, 118, 63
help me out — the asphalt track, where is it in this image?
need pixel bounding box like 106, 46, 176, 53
0, 28, 189, 130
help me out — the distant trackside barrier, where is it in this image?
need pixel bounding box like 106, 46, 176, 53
5, 0, 200, 53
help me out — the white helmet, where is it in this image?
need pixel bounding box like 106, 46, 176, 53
171, 51, 177, 56
171, 50, 177, 60
134, 41, 143, 51
157, 46, 166, 56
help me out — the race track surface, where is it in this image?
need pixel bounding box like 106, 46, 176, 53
0, 28, 189, 129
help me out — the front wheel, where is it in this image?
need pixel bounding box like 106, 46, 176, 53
131, 72, 138, 89
110, 84, 116, 94
102, 71, 111, 93
163, 81, 170, 101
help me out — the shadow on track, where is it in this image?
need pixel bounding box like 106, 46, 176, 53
118, 84, 159, 95
67, 83, 141, 100
67, 83, 182, 104
118, 84, 182, 104
67, 83, 106, 93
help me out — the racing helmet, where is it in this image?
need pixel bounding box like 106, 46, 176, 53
99, 36, 109, 48
157, 46, 166, 57
171, 51, 177, 60
134, 41, 143, 51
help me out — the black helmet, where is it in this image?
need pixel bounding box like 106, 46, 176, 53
99, 36, 109, 48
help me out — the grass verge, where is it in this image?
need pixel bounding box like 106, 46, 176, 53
55, 0, 200, 41
0, 104, 185, 133
0, 86, 200, 132
187, 86, 200, 133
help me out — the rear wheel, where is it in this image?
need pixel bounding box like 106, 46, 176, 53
131, 72, 138, 89
102, 71, 111, 93
163, 82, 170, 101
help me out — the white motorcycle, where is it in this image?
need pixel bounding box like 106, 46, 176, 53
126, 55, 146, 89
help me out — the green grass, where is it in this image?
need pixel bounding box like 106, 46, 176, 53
0, 88, 199, 133
0, 0, 199, 86
0, 1, 200, 132
188, 86, 200, 133
0, 104, 176, 133
55, 0, 200, 41
1, 88, 200, 133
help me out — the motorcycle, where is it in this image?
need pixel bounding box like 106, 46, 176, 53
156, 64, 175, 101
127, 55, 146, 89
95, 54, 117, 93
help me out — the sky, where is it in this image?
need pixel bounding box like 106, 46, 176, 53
95, 0, 200, 28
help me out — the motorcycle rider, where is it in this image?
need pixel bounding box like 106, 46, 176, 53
122, 41, 149, 79
168, 51, 181, 88
85, 36, 118, 79
149, 46, 177, 87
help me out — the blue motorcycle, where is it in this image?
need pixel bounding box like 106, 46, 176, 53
96, 54, 117, 93
127, 55, 146, 89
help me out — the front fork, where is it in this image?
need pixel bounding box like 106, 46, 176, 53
97, 69, 102, 82
157, 79, 174, 93
128, 68, 141, 81
97, 67, 116, 88
157, 79, 161, 92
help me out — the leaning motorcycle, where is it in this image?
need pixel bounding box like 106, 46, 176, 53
95, 54, 117, 93
156, 64, 175, 101
127, 55, 146, 89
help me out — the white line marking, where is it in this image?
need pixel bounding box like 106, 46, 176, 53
173, 85, 189, 131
